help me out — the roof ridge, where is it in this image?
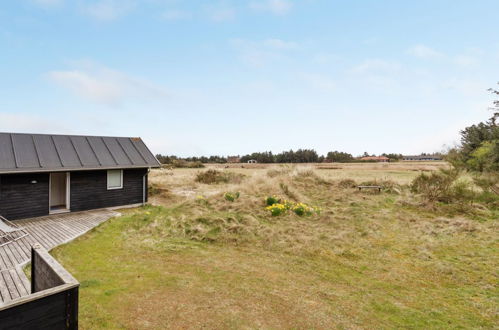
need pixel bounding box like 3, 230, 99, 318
0, 132, 142, 140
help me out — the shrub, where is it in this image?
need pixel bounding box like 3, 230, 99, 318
338, 179, 356, 188
195, 170, 244, 184
264, 197, 319, 217
292, 202, 320, 216
267, 168, 291, 178
266, 203, 287, 216
171, 159, 205, 168
473, 172, 499, 195
449, 181, 476, 204
475, 191, 499, 207
292, 203, 310, 216
410, 169, 460, 203
149, 183, 162, 197
265, 195, 280, 206
224, 192, 240, 202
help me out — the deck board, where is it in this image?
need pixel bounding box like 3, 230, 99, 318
0, 209, 118, 305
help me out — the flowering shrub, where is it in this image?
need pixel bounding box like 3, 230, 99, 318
224, 192, 240, 202
264, 196, 320, 217
265, 195, 280, 206
292, 203, 314, 216
195, 195, 209, 206
266, 203, 287, 216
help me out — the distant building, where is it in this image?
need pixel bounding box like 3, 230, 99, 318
359, 156, 390, 162
403, 155, 443, 161
247, 159, 257, 164
227, 156, 241, 163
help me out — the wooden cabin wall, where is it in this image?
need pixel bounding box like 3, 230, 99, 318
0, 173, 50, 220
70, 168, 147, 212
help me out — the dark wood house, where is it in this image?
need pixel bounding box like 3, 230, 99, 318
0, 133, 161, 220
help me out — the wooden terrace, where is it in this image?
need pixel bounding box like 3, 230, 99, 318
0, 210, 118, 305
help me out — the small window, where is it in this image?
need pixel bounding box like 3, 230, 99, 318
107, 170, 123, 190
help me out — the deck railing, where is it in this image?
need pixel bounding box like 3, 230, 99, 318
0, 245, 79, 329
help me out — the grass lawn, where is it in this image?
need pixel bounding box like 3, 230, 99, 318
51, 164, 498, 329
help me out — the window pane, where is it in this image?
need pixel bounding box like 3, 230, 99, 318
107, 170, 122, 189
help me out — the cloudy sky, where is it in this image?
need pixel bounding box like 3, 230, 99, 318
1, 0, 498, 156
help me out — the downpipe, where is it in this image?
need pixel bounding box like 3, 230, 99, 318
143, 168, 150, 206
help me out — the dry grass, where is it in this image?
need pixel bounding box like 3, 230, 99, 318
51, 162, 498, 329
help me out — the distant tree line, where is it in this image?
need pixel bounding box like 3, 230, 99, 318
240, 149, 322, 163
155, 154, 227, 164
156, 149, 412, 164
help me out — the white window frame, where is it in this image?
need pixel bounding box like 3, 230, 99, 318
107, 170, 123, 190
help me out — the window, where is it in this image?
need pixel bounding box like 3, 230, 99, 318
107, 170, 123, 190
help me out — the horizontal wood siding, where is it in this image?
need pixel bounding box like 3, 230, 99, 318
0, 173, 50, 220
0, 288, 77, 330
70, 169, 146, 212
0, 246, 78, 329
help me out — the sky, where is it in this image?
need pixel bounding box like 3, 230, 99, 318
1, 0, 498, 157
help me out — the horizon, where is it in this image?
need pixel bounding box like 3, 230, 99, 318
1, 1, 498, 157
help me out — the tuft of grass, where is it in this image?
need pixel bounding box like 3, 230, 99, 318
279, 182, 298, 200
195, 169, 245, 184
337, 178, 357, 188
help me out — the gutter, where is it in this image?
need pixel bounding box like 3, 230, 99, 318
0, 165, 160, 175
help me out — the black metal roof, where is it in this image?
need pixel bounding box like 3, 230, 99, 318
0, 133, 161, 174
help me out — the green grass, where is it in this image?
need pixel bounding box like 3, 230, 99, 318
51, 167, 498, 329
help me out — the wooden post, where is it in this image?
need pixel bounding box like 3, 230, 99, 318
66, 287, 79, 329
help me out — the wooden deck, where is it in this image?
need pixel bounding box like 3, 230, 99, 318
0, 210, 118, 305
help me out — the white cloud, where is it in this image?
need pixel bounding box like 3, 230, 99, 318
351, 59, 400, 74
441, 78, 487, 96
249, 0, 292, 15
311, 53, 341, 65
210, 8, 236, 22
32, 0, 63, 7
263, 38, 298, 50
231, 38, 298, 67
162, 9, 192, 21
453, 55, 479, 67
0, 113, 69, 133
302, 73, 336, 93
408, 44, 444, 59
47, 62, 168, 106
82, 0, 135, 21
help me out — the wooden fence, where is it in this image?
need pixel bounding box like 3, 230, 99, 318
0, 244, 79, 329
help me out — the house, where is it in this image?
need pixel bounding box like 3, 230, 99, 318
227, 156, 241, 163
0, 133, 161, 220
359, 156, 390, 162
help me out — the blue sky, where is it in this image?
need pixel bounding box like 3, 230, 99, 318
1, 0, 498, 157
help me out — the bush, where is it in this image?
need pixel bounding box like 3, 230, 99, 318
224, 192, 240, 202
195, 170, 244, 184
265, 195, 280, 206
266, 203, 287, 216
337, 179, 356, 188
292, 203, 315, 216
264, 196, 320, 217
171, 159, 205, 168
149, 183, 162, 197
473, 172, 499, 195
410, 169, 460, 203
